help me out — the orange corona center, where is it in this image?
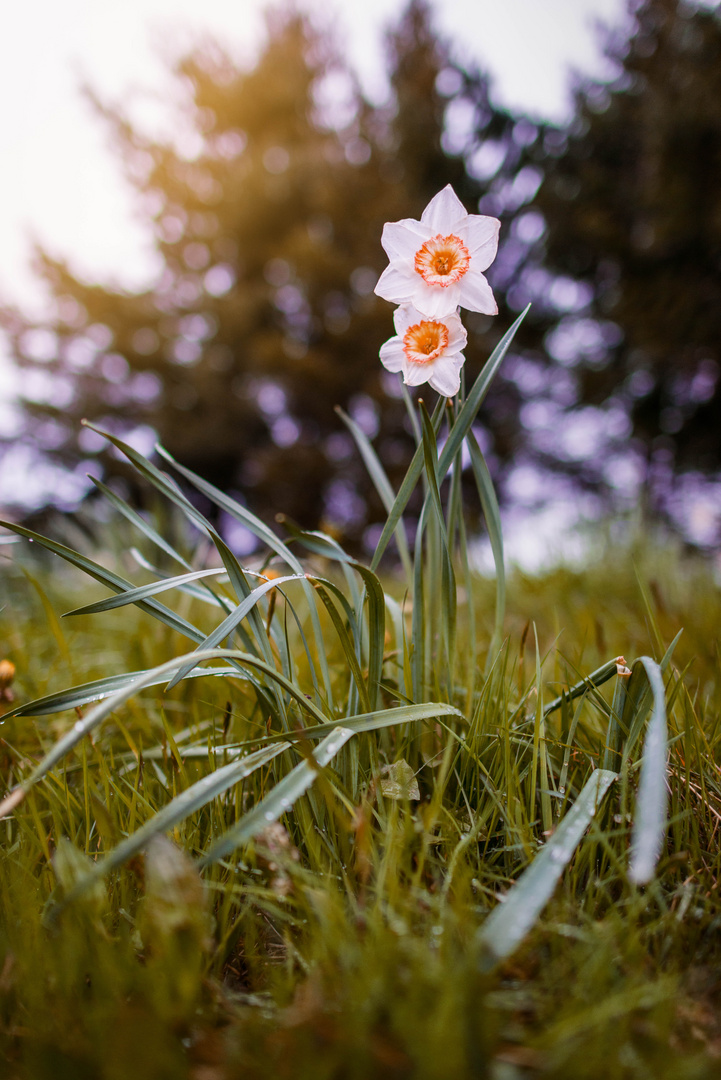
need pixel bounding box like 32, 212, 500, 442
402, 320, 449, 365
414, 233, 470, 287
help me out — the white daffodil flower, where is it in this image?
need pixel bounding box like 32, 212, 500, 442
379, 303, 468, 397
374, 184, 500, 319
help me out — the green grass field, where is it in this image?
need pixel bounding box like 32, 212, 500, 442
1, 525, 720, 1080
1, 329, 720, 1079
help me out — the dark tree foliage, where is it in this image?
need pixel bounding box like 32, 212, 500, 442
533, 0, 721, 505
0, 1, 541, 543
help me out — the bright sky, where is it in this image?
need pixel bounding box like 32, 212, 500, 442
0, 0, 627, 309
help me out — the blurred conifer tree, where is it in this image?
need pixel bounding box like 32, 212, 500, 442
533, 0, 721, 508
0, 1, 536, 542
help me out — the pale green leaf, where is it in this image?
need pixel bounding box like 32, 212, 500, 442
477, 768, 617, 967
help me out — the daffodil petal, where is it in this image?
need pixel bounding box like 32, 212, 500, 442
381, 219, 429, 263
403, 362, 433, 387
445, 314, 468, 353
458, 271, 498, 316
379, 337, 405, 373
462, 216, 501, 270
411, 279, 462, 318
374, 264, 415, 305
392, 302, 426, 336
428, 354, 464, 397
420, 185, 467, 233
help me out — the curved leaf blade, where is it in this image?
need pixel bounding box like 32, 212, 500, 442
292, 701, 463, 741
165, 574, 306, 691
477, 768, 617, 968
628, 656, 669, 886
199, 727, 355, 866
335, 405, 413, 583
0, 666, 246, 719
88, 476, 192, 571
64, 567, 230, 617
466, 429, 505, 658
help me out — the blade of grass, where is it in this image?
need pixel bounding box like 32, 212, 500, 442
87, 476, 192, 570
628, 656, 669, 886
477, 768, 617, 968
152, 442, 335, 703
310, 580, 371, 713
371, 306, 529, 572
622, 632, 682, 761
557, 691, 588, 809
81, 426, 286, 691
411, 506, 428, 701
401, 382, 422, 444
267, 700, 464, 744
165, 574, 306, 692
531, 626, 553, 836
370, 397, 446, 573
437, 307, 530, 482
466, 429, 505, 663
275, 517, 353, 563
350, 564, 387, 712
335, 405, 413, 584
63, 567, 230, 616
419, 402, 457, 690
52, 741, 290, 915
0, 666, 246, 719
129, 548, 230, 609
543, 658, 623, 718
198, 727, 356, 866
602, 663, 632, 772
198, 699, 460, 867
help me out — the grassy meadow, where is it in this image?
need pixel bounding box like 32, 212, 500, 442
0, 335, 720, 1078
1, 519, 721, 1078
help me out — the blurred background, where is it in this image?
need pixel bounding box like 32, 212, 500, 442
1, 0, 719, 566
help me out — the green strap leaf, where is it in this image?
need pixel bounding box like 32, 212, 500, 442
309, 579, 371, 713
165, 575, 306, 692
438, 305, 530, 479
88, 476, 192, 570
419, 402, 456, 688
370, 396, 446, 572
199, 727, 356, 866
466, 429, 505, 660
275, 516, 353, 563
335, 405, 413, 584
477, 768, 617, 968
81, 427, 289, 713
349, 563, 387, 712
0, 666, 246, 719
153, 443, 335, 706
195, 704, 462, 867
64, 567, 230, 616
628, 656, 669, 886
274, 701, 464, 743
543, 658, 622, 718
370, 306, 529, 570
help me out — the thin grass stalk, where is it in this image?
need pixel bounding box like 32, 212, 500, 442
477, 767, 617, 968
335, 406, 413, 587
419, 402, 457, 698
466, 430, 505, 667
